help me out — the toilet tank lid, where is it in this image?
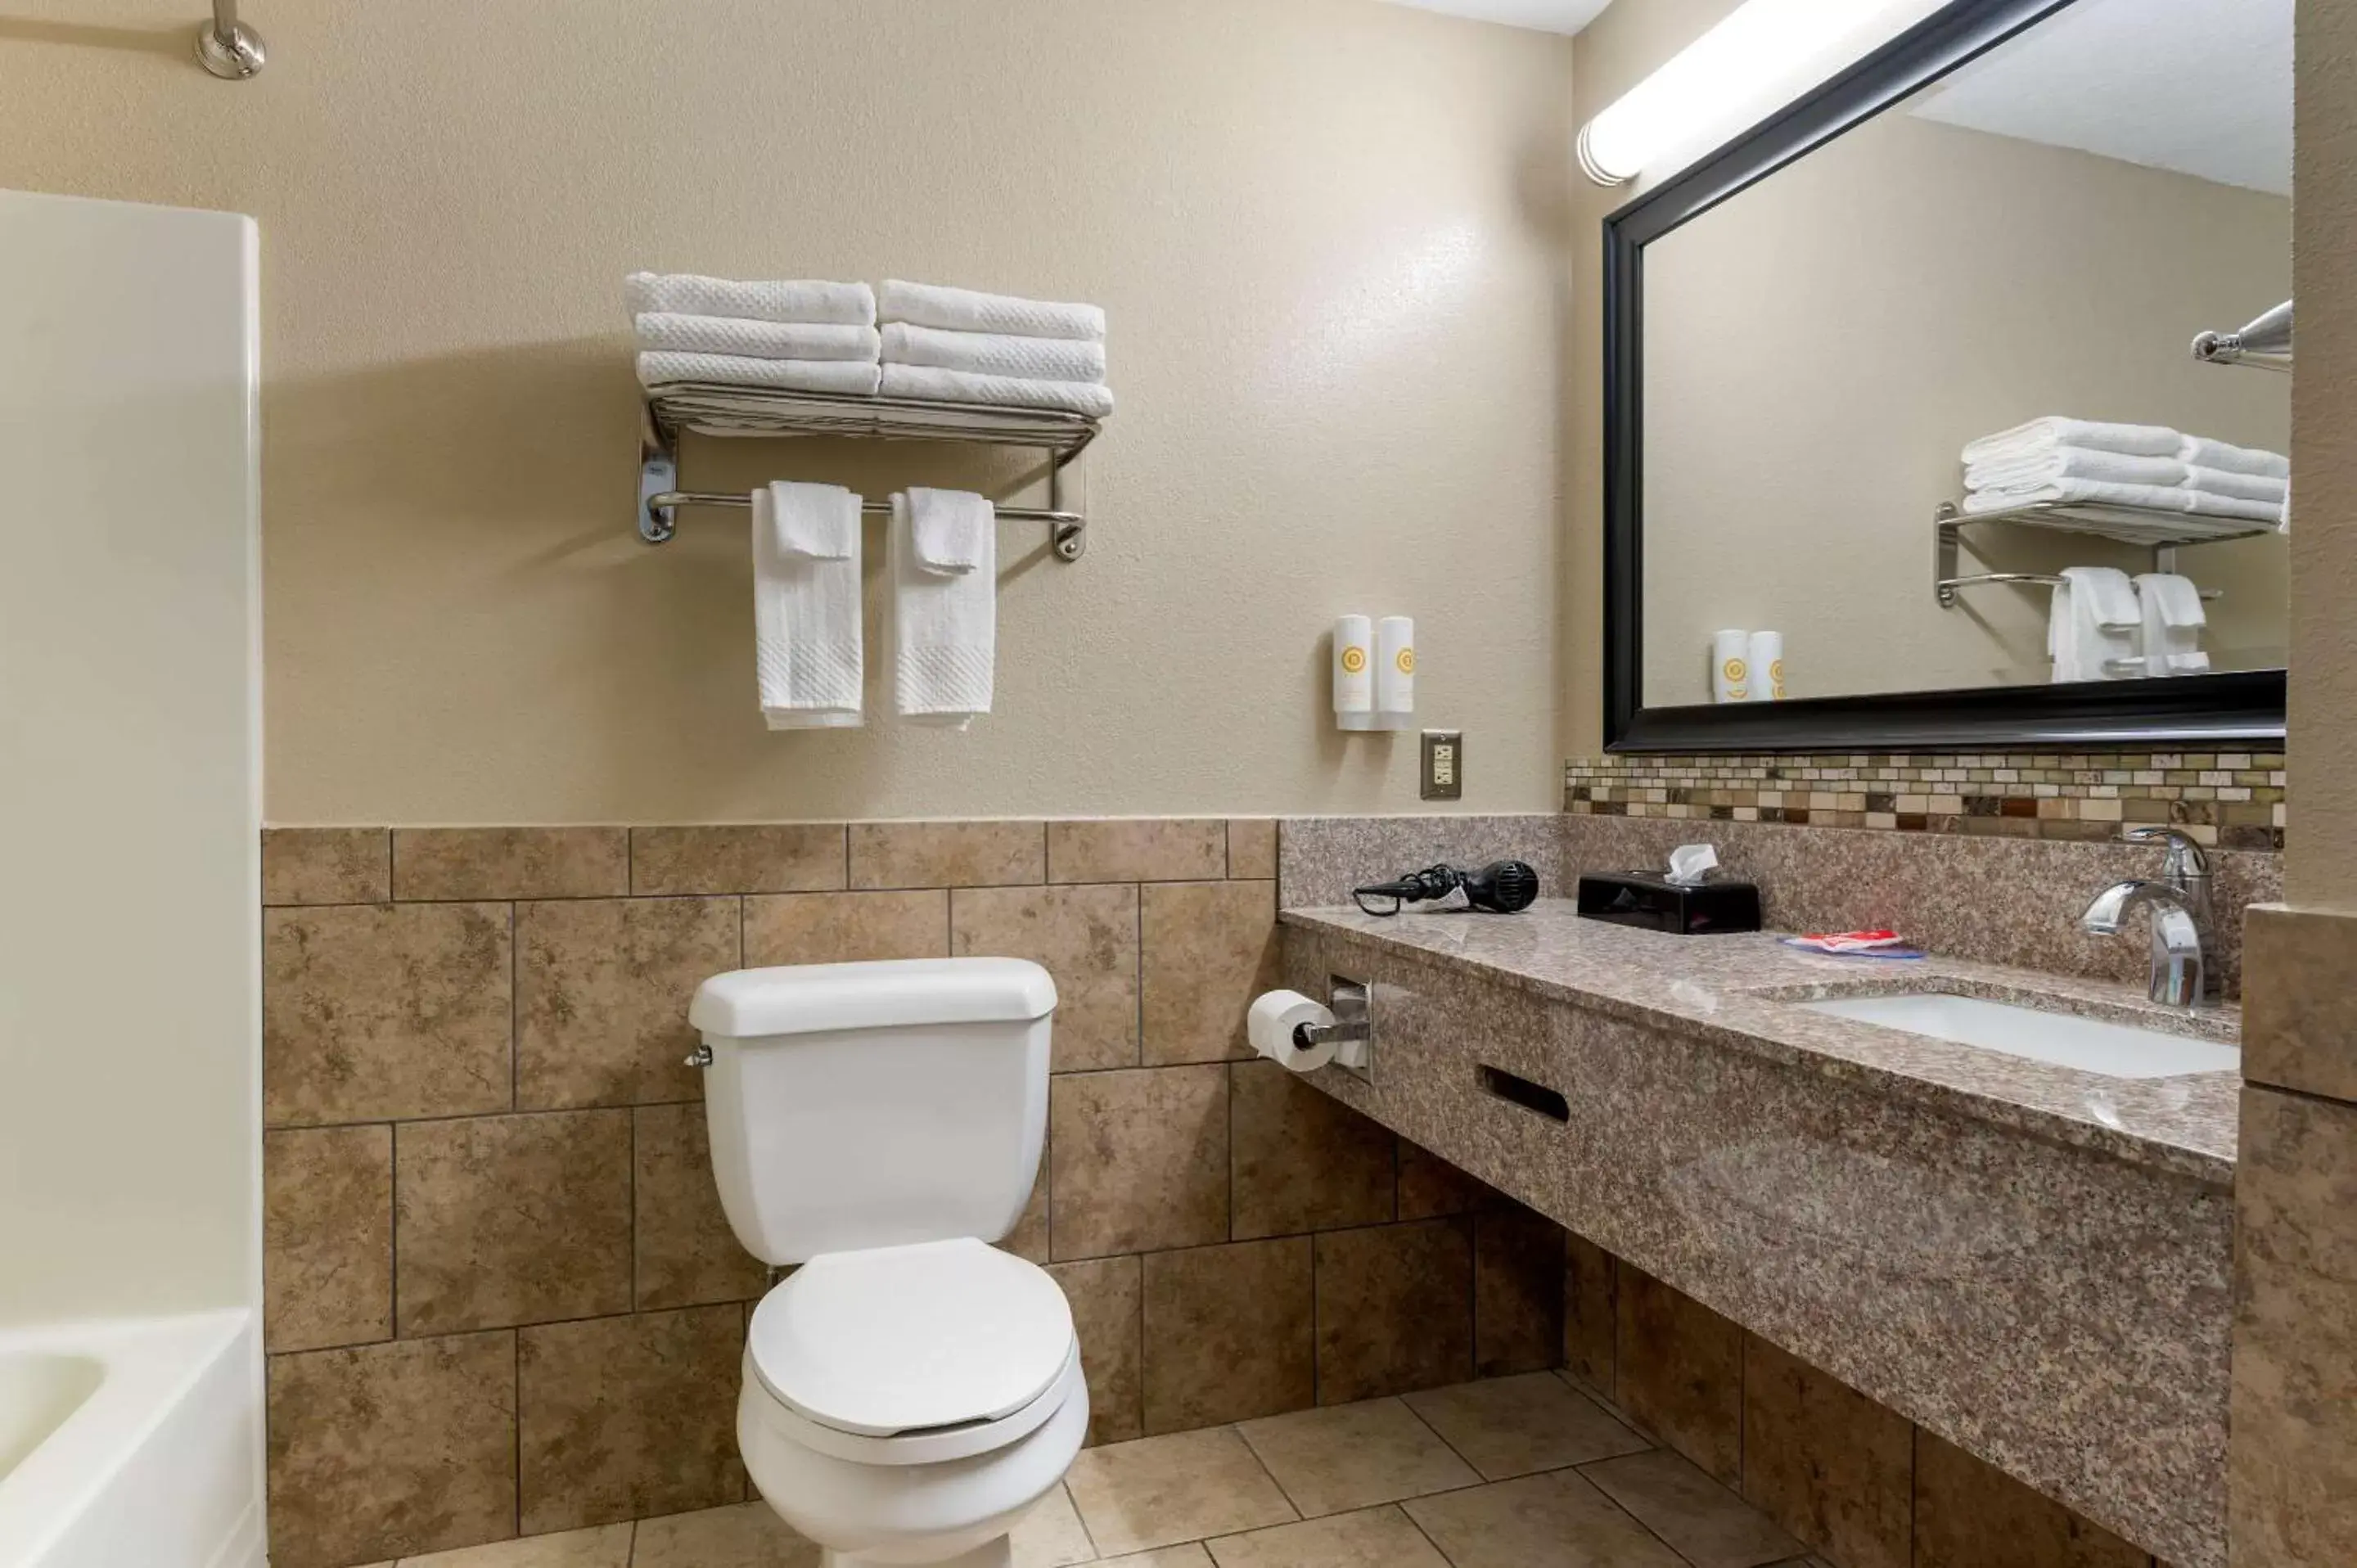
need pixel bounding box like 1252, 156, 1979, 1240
690, 957, 1057, 1039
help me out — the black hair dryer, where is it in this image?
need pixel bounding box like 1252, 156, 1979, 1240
1352, 860, 1540, 917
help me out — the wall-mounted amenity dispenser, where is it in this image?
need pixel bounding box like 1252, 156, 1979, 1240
1334, 615, 1376, 730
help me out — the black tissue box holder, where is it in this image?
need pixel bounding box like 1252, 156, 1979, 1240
1575, 871, 1761, 935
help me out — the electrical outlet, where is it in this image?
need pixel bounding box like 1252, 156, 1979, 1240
1421, 730, 1462, 800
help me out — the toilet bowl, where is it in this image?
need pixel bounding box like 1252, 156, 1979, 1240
687, 959, 1075, 1567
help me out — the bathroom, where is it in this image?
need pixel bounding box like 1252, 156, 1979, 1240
0, 0, 2346, 1565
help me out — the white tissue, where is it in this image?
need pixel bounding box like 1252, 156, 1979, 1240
1667, 845, 1719, 886
1247, 989, 1338, 1073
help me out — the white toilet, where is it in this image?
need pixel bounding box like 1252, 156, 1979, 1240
687, 957, 1084, 1568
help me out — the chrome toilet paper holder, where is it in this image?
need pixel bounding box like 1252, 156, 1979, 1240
1296, 978, 1374, 1084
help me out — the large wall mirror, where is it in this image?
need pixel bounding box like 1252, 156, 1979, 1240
1604, 0, 2291, 750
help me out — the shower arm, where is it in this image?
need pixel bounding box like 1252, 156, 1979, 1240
2193, 300, 2292, 372
196, 0, 265, 80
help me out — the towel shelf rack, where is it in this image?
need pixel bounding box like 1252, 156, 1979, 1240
1933, 499, 2274, 607
638, 381, 1102, 561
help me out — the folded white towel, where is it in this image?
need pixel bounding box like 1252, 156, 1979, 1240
2181, 489, 2288, 525
2051, 566, 2139, 683
2132, 570, 2207, 680
637, 313, 881, 363
880, 362, 1114, 418
2179, 464, 2287, 504
1963, 417, 2183, 466
626, 273, 875, 327
892, 489, 996, 725
638, 351, 882, 397
881, 322, 1107, 384
1962, 478, 2200, 516
2177, 434, 2287, 480
754, 483, 864, 730
880, 280, 1106, 343
1964, 449, 2186, 492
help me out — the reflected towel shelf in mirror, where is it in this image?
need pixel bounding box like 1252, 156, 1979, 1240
1932, 500, 2263, 609
637, 382, 1101, 560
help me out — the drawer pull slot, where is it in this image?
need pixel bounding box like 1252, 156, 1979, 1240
1477, 1065, 1568, 1123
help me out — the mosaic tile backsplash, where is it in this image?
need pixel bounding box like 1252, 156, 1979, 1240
1566, 751, 2287, 851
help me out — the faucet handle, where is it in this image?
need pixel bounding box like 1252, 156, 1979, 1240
2126, 824, 2209, 878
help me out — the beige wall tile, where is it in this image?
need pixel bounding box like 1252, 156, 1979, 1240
515, 896, 737, 1109
399, 1525, 633, 1567
1396, 1138, 1495, 1221
634, 1103, 769, 1310
1237, 1399, 1477, 1518
1227, 820, 1279, 881
954, 884, 1140, 1072
1049, 819, 1228, 883
264, 1124, 393, 1352
1228, 1061, 1395, 1239
394, 827, 629, 901
1475, 1205, 1565, 1377
1405, 1470, 1688, 1568
1051, 1067, 1230, 1259
265, 1331, 517, 1568
850, 821, 1045, 889
1064, 1427, 1299, 1557
1142, 1238, 1314, 1434
1402, 1372, 1645, 1481
1741, 1337, 1912, 1568
629, 825, 846, 896
1141, 881, 1279, 1066
394, 1111, 633, 1335
2240, 904, 2357, 1102
742, 889, 949, 966
1314, 1219, 1474, 1404
632, 1501, 822, 1568
2231, 1085, 2357, 1568
264, 902, 512, 1126
264, 827, 390, 905
517, 1304, 746, 1534
1581, 1449, 1805, 1568
1616, 1265, 1744, 1485
1049, 1255, 1145, 1447
1562, 1232, 1616, 1395
1913, 1431, 2147, 1568
1202, 1504, 1449, 1568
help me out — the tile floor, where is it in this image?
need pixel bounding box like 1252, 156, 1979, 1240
356, 1371, 1832, 1568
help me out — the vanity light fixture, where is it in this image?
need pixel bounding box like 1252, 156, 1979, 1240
1577, 0, 1927, 186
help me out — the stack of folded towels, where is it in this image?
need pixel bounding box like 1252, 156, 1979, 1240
1961, 417, 2288, 530
629, 273, 882, 396
879, 280, 1113, 419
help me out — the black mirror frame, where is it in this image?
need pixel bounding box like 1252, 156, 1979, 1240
1601, 0, 2288, 754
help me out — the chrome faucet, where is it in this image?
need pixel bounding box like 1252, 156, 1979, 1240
2080, 826, 2220, 1010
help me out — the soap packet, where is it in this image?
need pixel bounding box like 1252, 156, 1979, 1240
1779, 930, 1927, 960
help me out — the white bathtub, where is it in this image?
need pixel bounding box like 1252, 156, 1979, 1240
0, 1310, 263, 1568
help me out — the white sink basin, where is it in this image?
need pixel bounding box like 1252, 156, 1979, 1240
1799, 992, 2239, 1079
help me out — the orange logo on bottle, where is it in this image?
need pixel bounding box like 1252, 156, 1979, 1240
1395, 647, 1416, 675
1769, 660, 1786, 683
1341, 646, 1368, 674
1724, 658, 1748, 683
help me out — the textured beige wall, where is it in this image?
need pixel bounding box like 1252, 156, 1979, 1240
2291, 0, 2357, 907
0, 0, 1571, 824
1644, 114, 2288, 705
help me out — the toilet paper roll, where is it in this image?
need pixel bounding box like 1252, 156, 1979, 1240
1712, 629, 1751, 704
1247, 989, 1339, 1073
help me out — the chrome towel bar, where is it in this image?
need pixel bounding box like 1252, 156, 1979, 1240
196, 0, 265, 79
645, 489, 1086, 562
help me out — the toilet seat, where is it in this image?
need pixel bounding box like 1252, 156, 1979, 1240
746, 1237, 1077, 1465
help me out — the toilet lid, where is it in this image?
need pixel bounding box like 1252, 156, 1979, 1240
747, 1237, 1075, 1438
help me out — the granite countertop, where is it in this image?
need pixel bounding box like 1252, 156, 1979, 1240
1282, 899, 2239, 1185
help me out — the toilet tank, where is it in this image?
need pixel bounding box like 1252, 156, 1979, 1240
687, 957, 1057, 1264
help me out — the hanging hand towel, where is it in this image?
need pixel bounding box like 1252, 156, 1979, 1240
2133, 573, 2206, 678
2051, 566, 2139, 683
1962, 418, 2183, 466
891, 489, 996, 726
626, 273, 876, 327
880, 280, 1106, 343
754, 482, 864, 729
637, 313, 881, 363
638, 351, 883, 396
2176, 435, 2288, 480
881, 363, 1114, 419
881, 322, 1107, 384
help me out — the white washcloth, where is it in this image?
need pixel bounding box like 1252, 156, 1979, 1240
753, 483, 864, 729
2177, 434, 2288, 480
881, 362, 1114, 418
881, 321, 1107, 384
2050, 566, 2139, 683
1962, 478, 2201, 517
2179, 464, 2288, 504
892, 489, 996, 725
2133, 572, 2206, 678
636, 313, 881, 363
1964, 448, 2186, 492
880, 280, 1106, 343
1963, 417, 2183, 466
638, 351, 882, 396
626, 273, 875, 327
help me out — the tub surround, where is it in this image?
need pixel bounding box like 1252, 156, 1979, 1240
1278, 901, 2233, 1566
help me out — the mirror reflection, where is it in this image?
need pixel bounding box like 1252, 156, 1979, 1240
1641, 0, 2291, 707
